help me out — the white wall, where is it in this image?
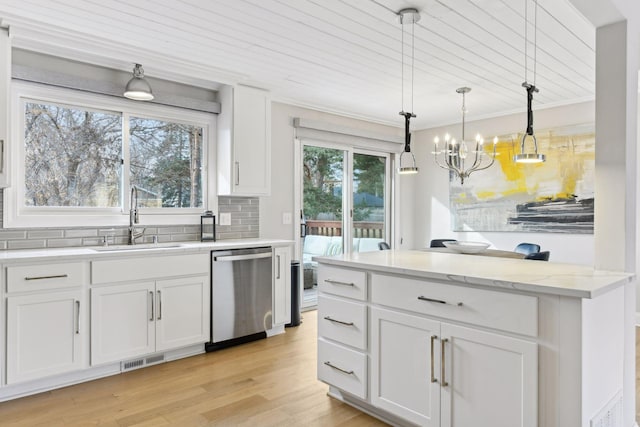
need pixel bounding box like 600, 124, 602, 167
411, 101, 595, 265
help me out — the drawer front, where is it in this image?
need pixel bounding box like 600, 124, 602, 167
318, 295, 367, 350
7, 262, 87, 293
92, 253, 209, 284
371, 273, 538, 337
318, 338, 367, 399
318, 265, 366, 301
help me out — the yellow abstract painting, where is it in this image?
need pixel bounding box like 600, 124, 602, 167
450, 123, 594, 233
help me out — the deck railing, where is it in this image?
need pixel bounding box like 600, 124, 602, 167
305, 220, 384, 239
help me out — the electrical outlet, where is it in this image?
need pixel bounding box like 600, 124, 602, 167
219, 212, 232, 226
282, 212, 292, 225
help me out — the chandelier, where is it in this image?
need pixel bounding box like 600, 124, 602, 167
432, 87, 497, 184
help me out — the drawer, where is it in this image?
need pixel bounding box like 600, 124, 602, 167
92, 253, 209, 284
318, 338, 367, 399
318, 295, 367, 350
7, 262, 87, 293
318, 265, 366, 301
371, 273, 538, 337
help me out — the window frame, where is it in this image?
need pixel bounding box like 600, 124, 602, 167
5, 81, 217, 228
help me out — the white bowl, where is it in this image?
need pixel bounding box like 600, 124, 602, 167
443, 241, 490, 254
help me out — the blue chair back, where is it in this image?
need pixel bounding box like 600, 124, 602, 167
378, 242, 390, 250
514, 243, 541, 255
524, 251, 550, 261
430, 239, 457, 248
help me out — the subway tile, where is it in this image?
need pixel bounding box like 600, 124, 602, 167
65, 229, 98, 238
0, 230, 28, 240
27, 230, 64, 239
169, 233, 199, 242
47, 238, 84, 248
8, 240, 47, 250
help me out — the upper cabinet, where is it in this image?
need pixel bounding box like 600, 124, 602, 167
217, 84, 271, 196
0, 30, 11, 188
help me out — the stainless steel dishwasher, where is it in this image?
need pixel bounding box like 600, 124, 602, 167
206, 247, 273, 351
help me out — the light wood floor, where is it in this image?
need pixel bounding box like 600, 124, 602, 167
0, 310, 387, 426
0, 314, 638, 425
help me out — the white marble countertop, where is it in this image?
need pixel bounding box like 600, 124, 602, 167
314, 250, 633, 299
0, 239, 293, 263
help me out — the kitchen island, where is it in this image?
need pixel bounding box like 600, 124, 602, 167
314, 250, 633, 427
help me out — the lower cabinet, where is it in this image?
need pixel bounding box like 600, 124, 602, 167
91, 275, 209, 365
273, 245, 291, 326
370, 307, 538, 427
6, 290, 84, 384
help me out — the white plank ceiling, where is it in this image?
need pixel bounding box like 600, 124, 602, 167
0, 0, 595, 129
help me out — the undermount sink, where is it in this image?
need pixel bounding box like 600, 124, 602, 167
91, 243, 184, 252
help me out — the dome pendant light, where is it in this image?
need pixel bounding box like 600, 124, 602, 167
514, 0, 545, 164
396, 8, 420, 175
124, 64, 154, 101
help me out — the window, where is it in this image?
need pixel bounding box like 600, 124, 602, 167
6, 83, 214, 228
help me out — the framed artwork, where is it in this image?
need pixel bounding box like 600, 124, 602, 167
449, 123, 594, 234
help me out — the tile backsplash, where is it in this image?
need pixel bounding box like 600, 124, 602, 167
0, 193, 259, 250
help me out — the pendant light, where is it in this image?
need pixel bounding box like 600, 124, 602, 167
124, 64, 154, 101
396, 8, 420, 175
514, 0, 545, 163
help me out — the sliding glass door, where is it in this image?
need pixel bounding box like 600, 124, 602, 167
300, 141, 390, 308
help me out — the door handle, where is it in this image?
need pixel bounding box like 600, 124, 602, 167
418, 296, 463, 307
149, 291, 154, 321
430, 335, 438, 383
25, 274, 69, 281
324, 361, 354, 375
324, 279, 354, 287
441, 338, 449, 387
75, 300, 80, 334
235, 161, 240, 185
157, 290, 162, 320
276, 255, 281, 279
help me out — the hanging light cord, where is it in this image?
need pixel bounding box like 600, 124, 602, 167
523, 0, 539, 86
411, 18, 415, 114
401, 17, 404, 113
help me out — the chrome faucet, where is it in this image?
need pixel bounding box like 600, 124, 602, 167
128, 186, 145, 245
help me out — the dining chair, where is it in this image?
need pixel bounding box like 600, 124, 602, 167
524, 251, 550, 261
430, 239, 457, 248
378, 242, 390, 250
514, 242, 541, 255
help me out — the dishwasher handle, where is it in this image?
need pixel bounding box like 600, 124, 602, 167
213, 252, 272, 262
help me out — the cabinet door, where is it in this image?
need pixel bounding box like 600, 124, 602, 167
155, 275, 210, 351
7, 290, 84, 383
232, 85, 271, 195
91, 282, 156, 365
273, 246, 291, 326
440, 323, 537, 427
0, 29, 10, 187
371, 307, 441, 427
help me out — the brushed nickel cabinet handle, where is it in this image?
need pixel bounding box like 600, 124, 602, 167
25, 274, 69, 281
149, 291, 154, 321
276, 255, 281, 279
157, 290, 162, 320
0, 139, 4, 174
235, 161, 240, 186
418, 296, 463, 307
324, 361, 354, 375
430, 335, 438, 383
75, 300, 80, 334
441, 338, 449, 387
325, 279, 354, 287
324, 316, 354, 326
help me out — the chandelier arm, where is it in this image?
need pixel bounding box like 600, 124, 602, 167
433, 154, 455, 171
443, 154, 463, 177
471, 144, 498, 172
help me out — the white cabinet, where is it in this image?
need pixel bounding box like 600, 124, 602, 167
318, 264, 539, 427
155, 276, 209, 351
91, 275, 209, 365
217, 84, 271, 196
370, 307, 537, 427
0, 29, 10, 187
370, 307, 440, 426
90, 281, 155, 365
5, 261, 88, 385
7, 290, 84, 384
272, 245, 291, 326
